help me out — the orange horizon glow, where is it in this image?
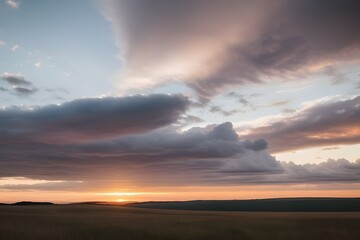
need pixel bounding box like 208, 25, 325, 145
1, 184, 359, 204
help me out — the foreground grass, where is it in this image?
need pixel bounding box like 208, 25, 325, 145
0, 205, 359, 240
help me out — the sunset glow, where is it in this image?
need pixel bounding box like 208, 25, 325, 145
0, 0, 359, 203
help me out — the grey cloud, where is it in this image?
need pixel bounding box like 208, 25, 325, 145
217, 92, 289, 114
179, 115, 204, 125
323, 66, 348, 85
0, 73, 31, 86
79, 122, 250, 159
210, 158, 360, 185
243, 139, 268, 151
45, 88, 69, 94
13, 87, 38, 95
103, 0, 360, 100
1, 116, 358, 189
0, 181, 84, 191
281, 159, 360, 183
356, 81, 360, 89
0, 73, 39, 97
209, 105, 240, 116
240, 96, 360, 153
0, 121, 274, 182
0, 94, 189, 144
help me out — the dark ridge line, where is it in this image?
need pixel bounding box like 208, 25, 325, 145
12, 201, 54, 206
126, 197, 360, 212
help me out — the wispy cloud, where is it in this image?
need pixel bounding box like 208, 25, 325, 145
34, 61, 42, 68
102, 0, 360, 100
0, 72, 31, 86
13, 86, 37, 95
11, 44, 19, 51
0, 73, 41, 96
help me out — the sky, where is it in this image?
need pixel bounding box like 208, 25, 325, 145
0, 0, 359, 203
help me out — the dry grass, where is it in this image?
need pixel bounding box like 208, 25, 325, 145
0, 205, 359, 240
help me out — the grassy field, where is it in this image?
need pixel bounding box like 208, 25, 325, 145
0, 205, 359, 240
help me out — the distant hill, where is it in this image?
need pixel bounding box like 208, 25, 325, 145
70, 201, 106, 205
128, 198, 360, 212
13, 201, 54, 206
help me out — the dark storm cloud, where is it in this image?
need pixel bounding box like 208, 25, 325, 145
0, 121, 276, 181
103, 0, 360, 100
1, 117, 359, 189
240, 96, 360, 153
0, 94, 189, 144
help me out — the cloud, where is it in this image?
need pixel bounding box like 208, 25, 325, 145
34, 61, 42, 68
0, 121, 278, 183
322, 147, 340, 151
0, 181, 84, 191
356, 80, 360, 89
239, 96, 360, 153
74, 122, 262, 161
0, 73, 31, 86
1, 113, 358, 189
102, 0, 360, 100
280, 159, 360, 183
209, 105, 240, 116
5, 0, 19, 9
0, 73, 38, 96
0, 41, 5, 46
323, 66, 348, 85
179, 114, 204, 125
13, 87, 38, 95
11, 44, 19, 51
221, 92, 289, 114
0, 94, 189, 144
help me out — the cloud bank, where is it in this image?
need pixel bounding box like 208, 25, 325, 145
0, 97, 358, 190
240, 96, 360, 153
102, 0, 360, 100
0, 94, 189, 144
